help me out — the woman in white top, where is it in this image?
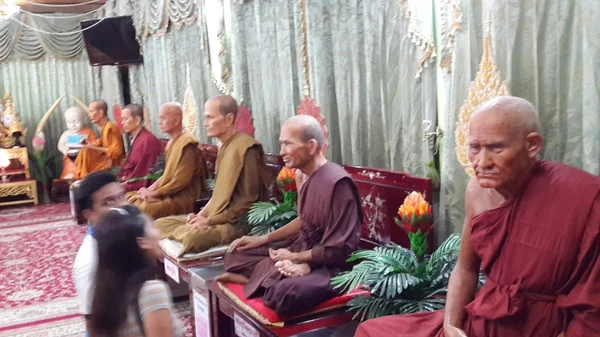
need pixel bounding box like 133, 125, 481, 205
90, 205, 183, 337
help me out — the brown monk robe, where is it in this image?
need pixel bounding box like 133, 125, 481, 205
156, 95, 267, 256
126, 102, 208, 219
355, 97, 600, 337
217, 115, 363, 317
74, 100, 125, 178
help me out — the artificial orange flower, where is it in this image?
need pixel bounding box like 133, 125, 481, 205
277, 167, 297, 192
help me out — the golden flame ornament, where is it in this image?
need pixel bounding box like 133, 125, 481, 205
182, 64, 198, 135
454, 33, 509, 176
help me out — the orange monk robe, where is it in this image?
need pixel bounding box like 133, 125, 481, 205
60, 127, 97, 179
126, 133, 208, 219
74, 121, 124, 178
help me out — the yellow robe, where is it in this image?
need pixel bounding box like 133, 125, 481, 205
74, 121, 124, 178
127, 133, 208, 219
156, 132, 267, 256
60, 127, 97, 179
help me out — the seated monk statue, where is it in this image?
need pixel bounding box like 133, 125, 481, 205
58, 106, 97, 179
215, 115, 364, 317
116, 104, 163, 192
155, 95, 267, 255
74, 100, 125, 178
355, 96, 600, 337
126, 102, 208, 219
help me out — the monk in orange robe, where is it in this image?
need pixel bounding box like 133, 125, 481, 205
74, 100, 125, 178
355, 96, 600, 337
58, 107, 97, 179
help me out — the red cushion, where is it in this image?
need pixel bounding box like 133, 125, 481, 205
221, 282, 369, 324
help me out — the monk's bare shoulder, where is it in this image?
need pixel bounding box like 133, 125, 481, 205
466, 177, 505, 218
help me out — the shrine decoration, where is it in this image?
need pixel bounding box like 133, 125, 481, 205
394, 191, 433, 258
454, 32, 510, 177
182, 64, 199, 135
234, 104, 255, 137
296, 0, 329, 156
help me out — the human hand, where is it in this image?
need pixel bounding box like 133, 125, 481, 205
187, 215, 209, 230
186, 213, 197, 224
269, 248, 296, 262
443, 326, 468, 337
228, 236, 267, 253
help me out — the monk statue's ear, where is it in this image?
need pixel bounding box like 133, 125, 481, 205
525, 132, 543, 159
308, 139, 319, 155
226, 113, 235, 126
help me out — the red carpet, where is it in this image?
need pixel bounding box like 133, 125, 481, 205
0, 203, 193, 336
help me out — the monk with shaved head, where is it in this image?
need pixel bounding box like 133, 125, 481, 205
216, 114, 364, 317
355, 96, 600, 337
155, 95, 267, 256
73, 99, 125, 178
127, 102, 208, 219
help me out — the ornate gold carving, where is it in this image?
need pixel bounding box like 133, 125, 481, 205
454, 34, 509, 176
0, 184, 33, 198
182, 64, 198, 135
300, 0, 311, 97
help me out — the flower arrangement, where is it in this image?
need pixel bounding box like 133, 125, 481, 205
394, 191, 433, 258
30, 132, 58, 202
246, 167, 298, 236
277, 167, 297, 207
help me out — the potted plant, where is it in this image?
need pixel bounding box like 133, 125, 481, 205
331, 192, 484, 321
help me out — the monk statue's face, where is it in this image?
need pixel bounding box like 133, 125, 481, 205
88, 101, 105, 124
203, 99, 234, 138
121, 108, 141, 134
64, 108, 85, 133
468, 112, 540, 190
279, 123, 313, 169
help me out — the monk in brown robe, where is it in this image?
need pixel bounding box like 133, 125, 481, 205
216, 115, 363, 317
74, 100, 125, 178
116, 104, 163, 192
155, 95, 266, 255
355, 96, 600, 337
126, 102, 207, 219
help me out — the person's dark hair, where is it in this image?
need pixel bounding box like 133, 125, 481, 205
74, 171, 117, 214
124, 103, 144, 123
214, 95, 238, 121
90, 205, 156, 337
92, 99, 108, 116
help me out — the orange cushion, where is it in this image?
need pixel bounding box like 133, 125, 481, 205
218, 282, 369, 326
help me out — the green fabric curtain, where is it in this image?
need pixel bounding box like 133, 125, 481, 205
0, 54, 122, 178
438, 0, 600, 237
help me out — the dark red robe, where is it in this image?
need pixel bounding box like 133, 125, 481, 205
355, 161, 600, 337
223, 162, 363, 316
117, 128, 163, 192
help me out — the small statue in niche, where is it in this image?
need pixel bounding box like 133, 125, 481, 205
1, 92, 26, 147
58, 106, 97, 180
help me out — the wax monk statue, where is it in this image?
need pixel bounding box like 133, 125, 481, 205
216, 115, 364, 317
355, 96, 600, 337
116, 104, 163, 192
58, 106, 97, 179
155, 95, 267, 256
73, 100, 125, 178
126, 102, 208, 219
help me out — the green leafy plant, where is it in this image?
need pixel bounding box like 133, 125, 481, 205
331, 234, 465, 321
246, 167, 298, 236
29, 149, 59, 185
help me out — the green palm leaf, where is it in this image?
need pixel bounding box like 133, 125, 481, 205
246, 202, 278, 224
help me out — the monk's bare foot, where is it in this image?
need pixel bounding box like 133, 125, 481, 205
215, 272, 249, 284
274, 260, 311, 278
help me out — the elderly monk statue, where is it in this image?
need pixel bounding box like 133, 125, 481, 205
155, 95, 267, 255
73, 100, 125, 178
355, 96, 600, 337
116, 104, 163, 192
126, 102, 208, 219
58, 106, 97, 179
215, 115, 364, 317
